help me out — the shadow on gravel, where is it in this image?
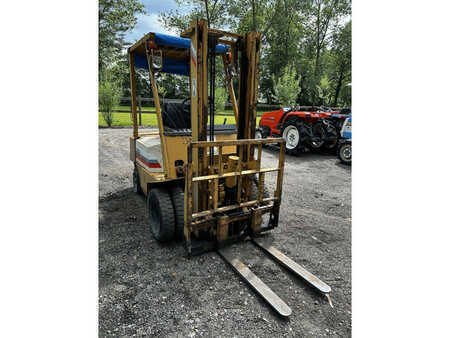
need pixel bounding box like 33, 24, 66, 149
335, 161, 352, 170
262, 145, 338, 164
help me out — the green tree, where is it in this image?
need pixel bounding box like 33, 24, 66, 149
255, 0, 305, 103
99, 77, 122, 127
214, 87, 227, 111
272, 65, 300, 106
99, 0, 145, 74
299, 0, 351, 104
160, 0, 230, 33
158, 0, 351, 107
329, 20, 351, 106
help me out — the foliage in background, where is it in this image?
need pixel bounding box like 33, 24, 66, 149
99, 0, 352, 107
99, 77, 122, 127
214, 87, 227, 111
99, 0, 145, 76
159, 0, 351, 106
272, 65, 300, 106
160, 0, 231, 33
329, 21, 351, 106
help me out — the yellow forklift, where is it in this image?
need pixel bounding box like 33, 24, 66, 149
128, 20, 331, 317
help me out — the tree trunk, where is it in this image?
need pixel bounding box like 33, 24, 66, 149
314, 1, 321, 76
204, 0, 210, 26
333, 66, 344, 106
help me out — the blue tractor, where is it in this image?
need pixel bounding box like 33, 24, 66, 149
338, 115, 351, 164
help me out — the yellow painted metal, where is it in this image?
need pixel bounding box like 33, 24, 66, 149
188, 20, 200, 215
222, 54, 239, 128
146, 56, 170, 177
128, 52, 138, 139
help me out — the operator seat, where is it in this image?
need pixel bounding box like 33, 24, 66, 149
161, 102, 191, 130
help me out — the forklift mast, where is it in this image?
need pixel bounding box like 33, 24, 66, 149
180, 20, 285, 254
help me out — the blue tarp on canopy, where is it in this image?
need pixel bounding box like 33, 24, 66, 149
134, 32, 228, 76
153, 32, 228, 53
134, 54, 190, 76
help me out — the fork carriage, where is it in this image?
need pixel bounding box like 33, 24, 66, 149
184, 137, 285, 254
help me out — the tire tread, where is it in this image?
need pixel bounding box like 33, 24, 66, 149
147, 188, 175, 242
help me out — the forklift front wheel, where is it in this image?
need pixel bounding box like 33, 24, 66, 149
170, 185, 185, 240
147, 188, 175, 242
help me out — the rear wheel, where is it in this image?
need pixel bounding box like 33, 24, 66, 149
147, 188, 175, 242
338, 142, 352, 165
170, 185, 185, 240
133, 166, 143, 195
323, 124, 338, 151
281, 120, 302, 155
309, 123, 326, 150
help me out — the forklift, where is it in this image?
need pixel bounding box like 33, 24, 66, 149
127, 20, 331, 317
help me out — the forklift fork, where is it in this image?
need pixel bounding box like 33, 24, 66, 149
219, 237, 332, 317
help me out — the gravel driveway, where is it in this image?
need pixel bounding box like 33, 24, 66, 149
99, 127, 351, 337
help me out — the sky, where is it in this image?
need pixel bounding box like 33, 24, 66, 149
125, 0, 184, 42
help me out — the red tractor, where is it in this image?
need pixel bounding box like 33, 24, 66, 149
256, 106, 347, 155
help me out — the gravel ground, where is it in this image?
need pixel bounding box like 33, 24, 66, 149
99, 127, 351, 337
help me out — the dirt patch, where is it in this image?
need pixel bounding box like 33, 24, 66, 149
99, 127, 351, 337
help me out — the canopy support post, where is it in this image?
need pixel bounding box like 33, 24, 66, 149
128, 52, 138, 139
145, 43, 170, 177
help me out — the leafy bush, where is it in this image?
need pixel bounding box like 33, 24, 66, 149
272, 65, 300, 107
99, 80, 121, 127
215, 87, 227, 112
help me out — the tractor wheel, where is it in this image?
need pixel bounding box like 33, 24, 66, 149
338, 142, 352, 165
133, 166, 143, 195
170, 185, 185, 240
256, 127, 270, 147
147, 187, 175, 242
309, 123, 326, 150
255, 129, 263, 140
281, 120, 302, 155
323, 124, 339, 152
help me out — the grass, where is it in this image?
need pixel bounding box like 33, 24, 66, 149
99, 108, 262, 127
115, 105, 238, 115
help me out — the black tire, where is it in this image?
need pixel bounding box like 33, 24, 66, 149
170, 185, 185, 240
281, 119, 303, 155
147, 188, 175, 242
338, 142, 352, 165
133, 166, 143, 195
322, 124, 339, 151
308, 123, 326, 150
255, 129, 267, 149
